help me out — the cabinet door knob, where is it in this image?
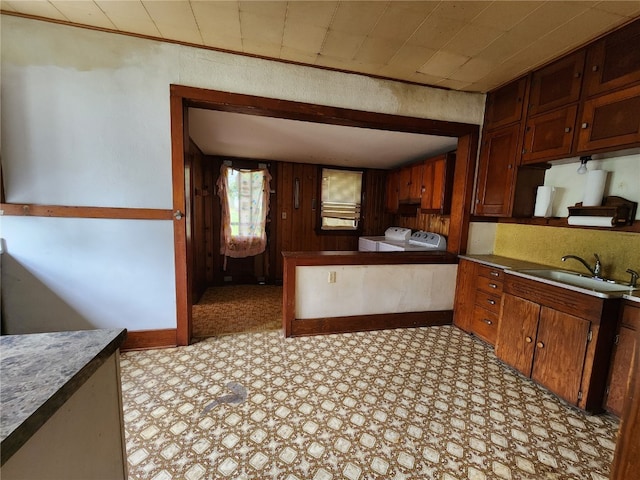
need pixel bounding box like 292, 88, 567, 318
574, 71, 581, 78
565, 127, 571, 133
487, 299, 496, 305
525, 336, 533, 343
582, 122, 589, 129
483, 319, 493, 325
489, 283, 498, 289
592, 65, 599, 72
537, 341, 545, 349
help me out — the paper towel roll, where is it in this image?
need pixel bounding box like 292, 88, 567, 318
567, 216, 614, 227
583, 170, 607, 206
534, 186, 555, 217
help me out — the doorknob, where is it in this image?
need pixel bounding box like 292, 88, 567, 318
174, 210, 184, 220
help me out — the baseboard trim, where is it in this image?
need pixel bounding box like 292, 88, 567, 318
286, 311, 453, 337
121, 329, 177, 351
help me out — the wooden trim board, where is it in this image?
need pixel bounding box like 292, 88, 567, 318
121, 329, 177, 351
0, 203, 172, 220
287, 311, 453, 337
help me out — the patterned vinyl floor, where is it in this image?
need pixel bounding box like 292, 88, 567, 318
120, 326, 619, 480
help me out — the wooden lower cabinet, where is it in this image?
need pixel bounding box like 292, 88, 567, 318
496, 274, 619, 412
453, 259, 503, 345
605, 301, 640, 416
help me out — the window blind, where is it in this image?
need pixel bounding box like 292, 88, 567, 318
320, 169, 363, 230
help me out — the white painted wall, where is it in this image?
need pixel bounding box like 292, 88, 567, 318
1, 15, 484, 333
542, 154, 640, 219
295, 264, 457, 319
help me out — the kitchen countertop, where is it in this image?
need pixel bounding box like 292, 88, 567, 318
458, 254, 552, 271
0, 328, 127, 465
461, 254, 639, 300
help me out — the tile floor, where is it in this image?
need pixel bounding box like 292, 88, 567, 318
120, 326, 619, 480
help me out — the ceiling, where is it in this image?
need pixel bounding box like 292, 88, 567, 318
189, 108, 458, 169
4, 1, 639, 169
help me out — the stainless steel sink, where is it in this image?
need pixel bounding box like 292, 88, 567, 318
509, 269, 639, 298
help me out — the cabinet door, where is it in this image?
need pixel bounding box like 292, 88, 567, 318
495, 293, 540, 377
385, 170, 399, 213
528, 50, 585, 116
606, 326, 637, 416
521, 105, 578, 164
474, 124, 519, 216
420, 153, 455, 213
606, 303, 640, 416
398, 163, 423, 202
452, 259, 477, 333
532, 307, 590, 406
484, 77, 528, 130
577, 83, 640, 153
584, 19, 640, 97
409, 162, 424, 201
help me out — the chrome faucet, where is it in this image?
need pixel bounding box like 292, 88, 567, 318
561, 253, 603, 279
627, 269, 639, 288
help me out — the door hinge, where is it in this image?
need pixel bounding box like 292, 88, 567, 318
614, 334, 620, 345
587, 330, 593, 343
577, 391, 583, 400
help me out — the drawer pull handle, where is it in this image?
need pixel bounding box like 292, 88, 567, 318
525, 336, 533, 343
487, 299, 496, 305
483, 319, 493, 325
489, 283, 498, 289
537, 341, 545, 349
490, 271, 499, 277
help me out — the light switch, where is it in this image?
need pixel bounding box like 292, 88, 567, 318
328, 271, 336, 283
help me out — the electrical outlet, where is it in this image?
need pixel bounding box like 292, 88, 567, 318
328, 271, 336, 283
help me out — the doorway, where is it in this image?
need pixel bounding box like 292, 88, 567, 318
170, 85, 479, 346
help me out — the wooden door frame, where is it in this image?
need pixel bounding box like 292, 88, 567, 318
170, 84, 480, 346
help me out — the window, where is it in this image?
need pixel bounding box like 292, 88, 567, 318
217, 165, 271, 261
319, 168, 363, 231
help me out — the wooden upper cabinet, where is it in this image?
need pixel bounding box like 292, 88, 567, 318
584, 19, 640, 97
577, 83, 640, 153
474, 124, 519, 216
398, 162, 423, 203
420, 152, 455, 214
384, 169, 399, 214
521, 105, 578, 164
484, 77, 528, 130
528, 50, 585, 116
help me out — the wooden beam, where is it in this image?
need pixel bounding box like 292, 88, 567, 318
0, 203, 172, 220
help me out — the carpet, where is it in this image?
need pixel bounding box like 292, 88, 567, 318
192, 285, 283, 338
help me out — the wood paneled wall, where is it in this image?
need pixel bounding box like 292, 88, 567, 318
188, 155, 393, 287
394, 211, 451, 237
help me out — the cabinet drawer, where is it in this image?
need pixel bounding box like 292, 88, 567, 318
471, 306, 499, 344
476, 264, 504, 281
621, 303, 640, 330
475, 290, 501, 314
476, 275, 503, 295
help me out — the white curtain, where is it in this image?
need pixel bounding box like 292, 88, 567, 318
217, 165, 271, 265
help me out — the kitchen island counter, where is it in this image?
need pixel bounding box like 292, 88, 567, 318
1, 328, 127, 477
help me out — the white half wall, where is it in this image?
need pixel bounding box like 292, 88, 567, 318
295, 264, 457, 319
1, 15, 483, 333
